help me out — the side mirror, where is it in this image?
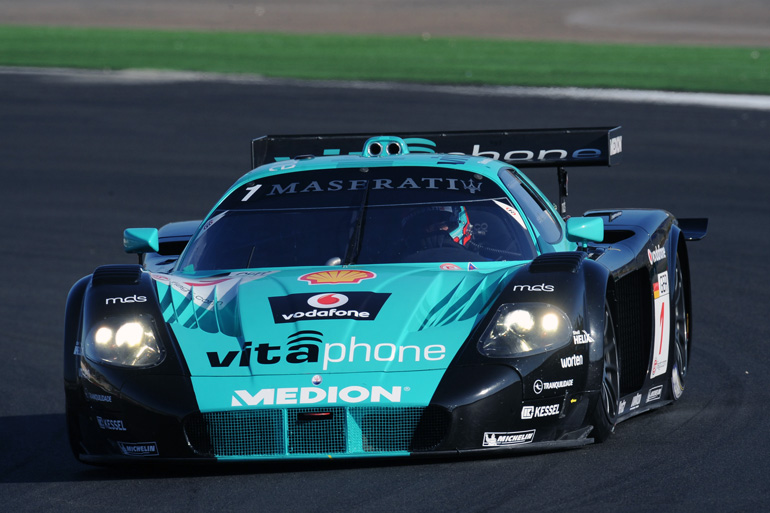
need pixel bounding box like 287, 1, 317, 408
566, 217, 604, 244
123, 228, 159, 254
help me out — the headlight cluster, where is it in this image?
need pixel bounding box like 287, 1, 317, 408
83, 315, 164, 368
478, 303, 572, 358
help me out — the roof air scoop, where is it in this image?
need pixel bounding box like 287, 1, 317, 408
363, 136, 410, 157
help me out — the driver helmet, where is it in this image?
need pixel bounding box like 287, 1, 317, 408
402, 205, 472, 247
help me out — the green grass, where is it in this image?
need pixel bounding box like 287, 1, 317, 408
1, 25, 768, 94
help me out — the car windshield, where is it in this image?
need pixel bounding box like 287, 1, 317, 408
177, 166, 537, 271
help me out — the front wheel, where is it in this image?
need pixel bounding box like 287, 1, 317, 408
590, 303, 620, 442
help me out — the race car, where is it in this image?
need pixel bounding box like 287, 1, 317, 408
64, 127, 708, 463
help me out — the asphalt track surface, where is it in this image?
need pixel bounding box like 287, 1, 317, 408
0, 66, 769, 511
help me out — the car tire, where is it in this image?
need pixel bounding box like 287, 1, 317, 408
671, 253, 689, 400
591, 302, 620, 442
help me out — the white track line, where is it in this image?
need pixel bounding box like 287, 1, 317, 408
4, 66, 770, 111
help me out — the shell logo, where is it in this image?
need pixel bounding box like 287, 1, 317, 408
298, 270, 376, 285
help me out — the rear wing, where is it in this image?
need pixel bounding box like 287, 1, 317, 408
251, 126, 622, 216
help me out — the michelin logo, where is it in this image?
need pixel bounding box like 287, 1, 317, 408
483, 430, 536, 447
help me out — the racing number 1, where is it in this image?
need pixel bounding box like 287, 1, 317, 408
241, 184, 262, 202
659, 302, 665, 354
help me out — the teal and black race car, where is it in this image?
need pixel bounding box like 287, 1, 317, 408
64, 127, 708, 463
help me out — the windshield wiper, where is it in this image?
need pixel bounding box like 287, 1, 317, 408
343, 179, 370, 265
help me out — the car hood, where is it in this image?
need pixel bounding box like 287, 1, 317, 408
152, 264, 522, 409
154, 264, 522, 375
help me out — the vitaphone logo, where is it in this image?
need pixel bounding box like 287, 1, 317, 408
207, 331, 446, 371
267, 292, 389, 323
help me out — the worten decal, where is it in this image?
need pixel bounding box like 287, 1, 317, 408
207, 331, 446, 371
268, 292, 390, 323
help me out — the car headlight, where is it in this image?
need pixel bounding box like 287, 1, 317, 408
478, 303, 572, 358
83, 315, 165, 368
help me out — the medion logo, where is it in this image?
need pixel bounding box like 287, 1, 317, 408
231, 385, 403, 406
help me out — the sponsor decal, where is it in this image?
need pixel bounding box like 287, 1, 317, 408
533, 379, 574, 394
618, 399, 626, 414
85, 390, 112, 403
206, 332, 446, 371
118, 441, 159, 457
96, 416, 126, 431
655, 271, 669, 299
249, 177, 484, 197
152, 271, 279, 312
651, 271, 671, 379
521, 404, 560, 419
630, 393, 642, 410
493, 199, 528, 230
467, 263, 478, 271
646, 385, 663, 403
572, 330, 594, 345
311, 374, 322, 386
483, 430, 536, 447
513, 283, 554, 292
268, 292, 389, 323
648, 245, 667, 265
105, 295, 146, 305
274, 140, 607, 165
560, 354, 584, 368
469, 144, 602, 163
610, 135, 623, 156
299, 270, 376, 285
440, 263, 463, 271
231, 385, 403, 406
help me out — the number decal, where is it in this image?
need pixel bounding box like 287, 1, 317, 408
241, 184, 262, 202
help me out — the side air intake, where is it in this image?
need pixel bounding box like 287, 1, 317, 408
529, 252, 586, 274
91, 265, 142, 286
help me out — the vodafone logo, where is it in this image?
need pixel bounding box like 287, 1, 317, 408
269, 291, 390, 324
307, 293, 349, 309
647, 245, 666, 265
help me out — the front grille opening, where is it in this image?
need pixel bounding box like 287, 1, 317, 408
184, 406, 451, 458
185, 409, 283, 457
288, 408, 346, 454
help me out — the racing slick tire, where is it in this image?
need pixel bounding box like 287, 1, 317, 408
671, 253, 689, 401
591, 302, 620, 442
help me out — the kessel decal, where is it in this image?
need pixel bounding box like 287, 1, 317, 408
268, 292, 390, 323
